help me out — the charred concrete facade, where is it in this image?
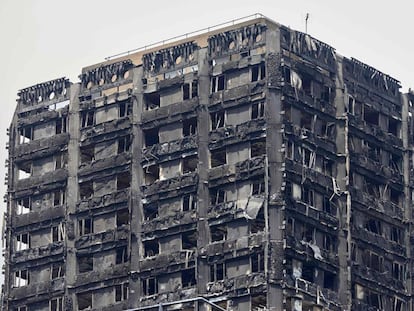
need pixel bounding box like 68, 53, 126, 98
2, 15, 414, 311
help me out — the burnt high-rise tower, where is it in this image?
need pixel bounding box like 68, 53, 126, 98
2, 14, 413, 311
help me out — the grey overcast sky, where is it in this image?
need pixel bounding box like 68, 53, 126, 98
0, 0, 412, 283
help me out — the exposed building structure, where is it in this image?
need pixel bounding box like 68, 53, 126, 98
2, 13, 414, 311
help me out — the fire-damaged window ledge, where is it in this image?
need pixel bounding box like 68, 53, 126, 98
141, 172, 198, 197
11, 241, 64, 264
9, 278, 64, 301
78, 153, 131, 177
209, 119, 266, 149
13, 205, 65, 228
74, 263, 129, 287
284, 278, 341, 311
138, 287, 197, 308
208, 156, 265, 187
285, 201, 338, 230
75, 227, 129, 250
15, 169, 68, 192
141, 210, 197, 233
14, 134, 69, 163
352, 227, 405, 256
210, 81, 265, 107
140, 250, 196, 272
142, 136, 198, 166
80, 118, 131, 144
76, 189, 128, 213
206, 272, 266, 296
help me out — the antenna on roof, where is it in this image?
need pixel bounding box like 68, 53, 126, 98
305, 13, 310, 34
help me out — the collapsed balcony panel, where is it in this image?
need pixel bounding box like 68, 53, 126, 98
206, 272, 266, 297
208, 23, 266, 58
76, 189, 128, 214
79, 87, 132, 111
78, 153, 131, 178
142, 208, 197, 234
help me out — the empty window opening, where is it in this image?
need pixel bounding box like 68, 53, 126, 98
301, 187, 314, 206
144, 92, 160, 110
144, 239, 159, 257
210, 110, 225, 129
183, 83, 190, 100
50, 297, 64, 311
210, 148, 226, 167
80, 146, 94, 164
118, 135, 131, 154
250, 207, 265, 233
191, 80, 198, 98
51, 263, 64, 280
251, 251, 265, 273
301, 148, 315, 169
323, 234, 336, 252
367, 291, 383, 309
116, 246, 128, 264
116, 209, 129, 227
143, 203, 159, 221
363, 105, 379, 126
79, 181, 93, 200
251, 295, 267, 311
53, 190, 66, 206
144, 128, 159, 147
367, 252, 383, 272
81, 110, 95, 127
300, 112, 313, 131
302, 225, 315, 243
16, 233, 30, 251
211, 224, 227, 242
54, 153, 67, 169
182, 156, 198, 174
183, 194, 196, 211
19, 127, 33, 144
183, 118, 197, 136
181, 268, 196, 288
391, 226, 404, 244
18, 162, 31, 180
301, 264, 314, 282
393, 262, 404, 281
144, 164, 160, 184
251, 139, 266, 157
78, 256, 93, 273
302, 74, 312, 95
17, 197, 31, 215
283, 67, 291, 84
14, 269, 29, 287
211, 75, 225, 93
55, 117, 67, 134
182, 231, 197, 250
78, 218, 93, 236
142, 277, 158, 296
388, 117, 400, 136
323, 271, 336, 290
119, 100, 132, 118
77, 292, 92, 310
210, 188, 226, 205
252, 181, 265, 195
390, 188, 401, 205
252, 101, 265, 119
389, 153, 402, 173
52, 223, 64, 242
117, 172, 131, 190
251, 63, 266, 82
115, 283, 128, 302
210, 262, 225, 281
365, 218, 382, 235
323, 197, 334, 215
348, 95, 355, 114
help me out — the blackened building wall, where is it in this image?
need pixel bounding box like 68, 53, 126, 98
2, 14, 413, 311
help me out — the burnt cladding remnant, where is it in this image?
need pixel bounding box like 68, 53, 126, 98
2, 13, 413, 311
